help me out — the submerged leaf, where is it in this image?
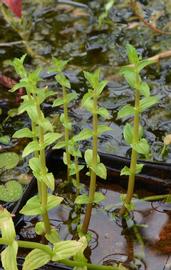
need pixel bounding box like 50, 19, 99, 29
0, 181, 23, 202
0, 152, 19, 169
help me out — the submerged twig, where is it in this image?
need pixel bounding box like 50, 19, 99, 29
0, 41, 23, 47
130, 0, 171, 35
125, 50, 171, 68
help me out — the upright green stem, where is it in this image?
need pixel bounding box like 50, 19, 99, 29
31, 121, 42, 197
81, 93, 98, 234
63, 86, 71, 181
120, 73, 140, 216
35, 97, 51, 234
75, 155, 80, 196
28, 94, 42, 199
39, 127, 51, 234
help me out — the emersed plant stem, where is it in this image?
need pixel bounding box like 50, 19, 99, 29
62, 259, 122, 270
28, 93, 42, 199
63, 86, 71, 181
39, 126, 51, 234
35, 97, 51, 234
32, 121, 42, 197
0, 239, 122, 270
120, 87, 140, 216
81, 94, 98, 234
75, 155, 80, 195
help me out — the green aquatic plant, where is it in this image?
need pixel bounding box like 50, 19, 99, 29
98, 0, 115, 28
52, 59, 94, 195
0, 55, 130, 270
74, 69, 112, 234
10, 55, 63, 237
52, 58, 77, 182
118, 44, 159, 216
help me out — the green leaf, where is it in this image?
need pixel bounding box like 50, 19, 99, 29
0, 181, 23, 202
73, 129, 92, 142
23, 249, 51, 270
10, 80, 27, 92
53, 98, 64, 107
18, 97, 38, 122
94, 192, 106, 203
97, 107, 110, 119
123, 123, 133, 144
0, 208, 16, 243
81, 96, 93, 112
47, 194, 63, 211
52, 58, 68, 72
117, 104, 134, 119
75, 194, 89, 204
97, 125, 112, 135
96, 80, 108, 96
140, 96, 159, 112
53, 141, 66, 149
29, 157, 41, 175
43, 173, 55, 191
22, 141, 40, 157
75, 192, 105, 204
44, 132, 63, 147
66, 92, 78, 103
139, 82, 150, 97
137, 59, 156, 72
135, 163, 144, 174
11, 54, 27, 78
0, 135, 10, 145
35, 222, 45, 235
45, 228, 60, 244
20, 195, 42, 216
84, 149, 100, 167
69, 163, 84, 176
120, 67, 140, 89
38, 118, 53, 132
60, 114, 72, 130
120, 166, 131, 176
8, 108, 18, 117
126, 44, 139, 65
36, 89, 55, 104
84, 70, 100, 90
73, 236, 87, 270
132, 138, 150, 155
27, 69, 41, 90
13, 128, 33, 138
55, 73, 71, 88
81, 91, 93, 108
52, 240, 83, 261
1, 241, 18, 270
0, 152, 19, 169
93, 163, 107, 179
